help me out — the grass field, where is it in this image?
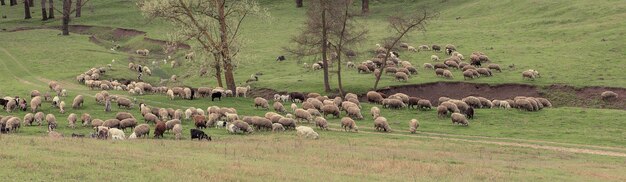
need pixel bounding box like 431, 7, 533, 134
1, 0, 626, 181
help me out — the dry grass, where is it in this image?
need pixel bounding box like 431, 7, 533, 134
2, 133, 626, 181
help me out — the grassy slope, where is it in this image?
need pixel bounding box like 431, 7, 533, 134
2, 134, 626, 181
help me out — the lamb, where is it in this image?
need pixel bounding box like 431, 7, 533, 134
67, 113, 77, 129
443, 70, 453, 79
165, 119, 182, 132
59, 101, 66, 114
409, 119, 419, 134
235, 85, 251, 97
488, 64, 501, 72
451, 113, 469, 126
119, 118, 138, 131
108, 128, 126, 140
346, 107, 364, 120
417, 99, 432, 110
373, 117, 391, 132
370, 106, 381, 119
320, 105, 340, 118
30, 96, 42, 113
395, 72, 409, 82
296, 126, 319, 139
423, 63, 434, 69
272, 123, 285, 132
72, 95, 84, 109
46, 114, 57, 132
601, 91, 618, 101
294, 109, 313, 122
52, 96, 60, 107
154, 121, 166, 138
346, 61, 355, 68
340, 117, 358, 132
117, 98, 133, 109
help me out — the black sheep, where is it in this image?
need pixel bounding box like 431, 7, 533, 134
465, 107, 475, 119
471, 60, 482, 67
0, 99, 7, 109
276, 55, 286, 61
189, 88, 196, 100
289, 92, 305, 103
190, 129, 212, 141
211, 92, 222, 101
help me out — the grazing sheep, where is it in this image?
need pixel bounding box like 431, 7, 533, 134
601, 91, 618, 101
34, 112, 45, 124
463, 70, 475, 80
117, 98, 133, 109
346, 107, 364, 120
432, 45, 441, 52
409, 119, 419, 134
477, 97, 493, 108
465, 107, 475, 119
366, 91, 384, 104
154, 121, 166, 138
313, 117, 328, 130
235, 85, 251, 98
6, 117, 21, 133
370, 106, 381, 119
171, 124, 182, 140
321, 105, 340, 118
116, 112, 134, 121
30, 96, 42, 113
67, 113, 77, 129
46, 114, 57, 132
536, 98, 552, 107
437, 105, 448, 118
23, 113, 35, 126
103, 119, 121, 129
488, 64, 502, 72
340, 117, 358, 132
307, 109, 322, 117
522, 70, 537, 80
91, 119, 104, 128
190, 128, 212, 140
435, 68, 445, 77
431, 55, 440, 62
294, 109, 313, 122
108, 128, 126, 140
382, 98, 406, 109
357, 64, 371, 73
477, 68, 492, 77
131, 124, 150, 139
250, 117, 273, 131
194, 115, 207, 129
296, 126, 319, 139
59, 101, 66, 114
443, 70, 453, 79
233, 120, 254, 133
72, 95, 84, 109
120, 118, 138, 131
417, 99, 432, 110
272, 123, 285, 132
374, 117, 391, 132
277, 117, 297, 130
423, 63, 434, 69
143, 113, 159, 124
395, 72, 409, 82
165, 119, 182, 132
451, 113, 469, 126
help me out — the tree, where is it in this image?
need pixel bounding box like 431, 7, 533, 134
48, 0, 54, 19
295, 0, 302, 7
24, 0, 32, 19
28, 0, 32, 7
287, 0, 366, 93
372, 10, 438, 89
361, 0, 368, 14
139, 0, 267, 93
1, 0, 6, 6
10, 0, 16, 6
75, 0, 81, 17
41, 0, 47, 20
57, 0, 90, 35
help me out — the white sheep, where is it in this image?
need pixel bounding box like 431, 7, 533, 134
296, 126, 319, 139
431, 55, 439, 61
108, 128, 126, 140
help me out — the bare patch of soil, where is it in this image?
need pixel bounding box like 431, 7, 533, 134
377, 82, 541, 103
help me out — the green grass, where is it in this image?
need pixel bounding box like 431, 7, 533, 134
1, 0, 626, 181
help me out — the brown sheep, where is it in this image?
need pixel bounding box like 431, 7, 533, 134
433, 63, 448, 69
601, 91, 618, 101
417, 99, 432, 110
477, 68, 492, 77
254, 97, 270, 110
366, 91, 384, 104
277, 117, 297, 129
154, 121, 166, 138
435, 68, 445, 77
120, 118, 138, 131
233, 120, 253, 133
72, 95, 84, 109
103, 119, 121, 129
340, 117, 358, 132
440, 101, 460, 113
116, 112, 134, 121
117, 98, 133, 109
488, 64, 501, 72
463, 70, 475, 80
251, 117, 273, 131
30, 96, 42, 113
463, 96, 482, 108
91, 119, 104, 128
321, 105, 340, 118
373, 117, 391, 132
536, 98, 552, 107
67, 113, 77, 129
451, 113, 469, 126
194, 115, 208, 129
314, 117, 328, 130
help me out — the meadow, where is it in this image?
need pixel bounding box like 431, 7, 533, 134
1, 0, 626, 181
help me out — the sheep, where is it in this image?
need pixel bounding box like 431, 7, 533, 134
158, 108, 169, 120
225, 113, 239, 122
170, 124, 183, 140
277, 117, 297, 130
233, 120, 254, 133
477, 68, 492, 77
67, 113, 77, 129
522, 70, 537, 80
116, 112, 134, 121
407, 46, 417, 52
346, 61, 355, 68
417, 99, 432, 110
435, 68, 445, 77
6, 117, 21, 133
340, 117, 358, 132
366, 91, 383, 104
444, 60, 460, 69
357, 64, 371, 73
409, 119, 419, 134
477, 97, 493, 108
536, 98, 552, 107
441, 101, 460, 113
103, 119, 121, 129
373, 117, 391, 132
296, 126, 319, 139
250, 117, 273, 131
601, 91, 618, 101
30, 96, 42, 113
432, 45, 441, 52
370, 106, 381, 119
117, 98, 133, 109
307, 109, 322, 117
465, 107, 475, 119
59, 101, 66, 114
130, 124, 150, 139
235, 85, 251, 98
451, 113, 469, 126
488, 64, 502, 72
346, 107, 364, 120
52, 96, 60, 107
272, 123, 285, 132
423, 63, 434, 69
165, 119, 182, 132
136, 49, 150, 56
314, 117, 328, 130
72, 95, 84, 109
194, 115, 208, 129
154, 121, 166, 138
294, 109, 313, 122
143, 113, 158, 124
319, 105, 340, 118
382, 98, 406, 109
108, 128, 126, 140
46, 114, 57, 132
91, 119, 104, 128
395, 72, 409, 82
289, 92, 306, 103
434, 63, 448, 70
443, 70, 453, 79
33, 112, 45, 125
463, 70, 475, 80
515, 99, 533, 111
22, 113, 35, 126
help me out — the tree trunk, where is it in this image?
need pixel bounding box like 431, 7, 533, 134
24, 0, 32, 19
62, 0, 70, 35
28, 0, 32, 7
40, 0, 47, 20
75, 0, 81, 17
362, 0, 369, 14
47, 0, 54, 19
217, 0, 236, 93
1, 0, 6, 6
336, 48, 344, 96
10, 0, 16, 6
295, 0, 302, 8
320, 0, 331, 92
213, 53, 223, 87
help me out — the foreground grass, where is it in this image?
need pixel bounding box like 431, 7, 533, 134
2, 134, 626, 181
